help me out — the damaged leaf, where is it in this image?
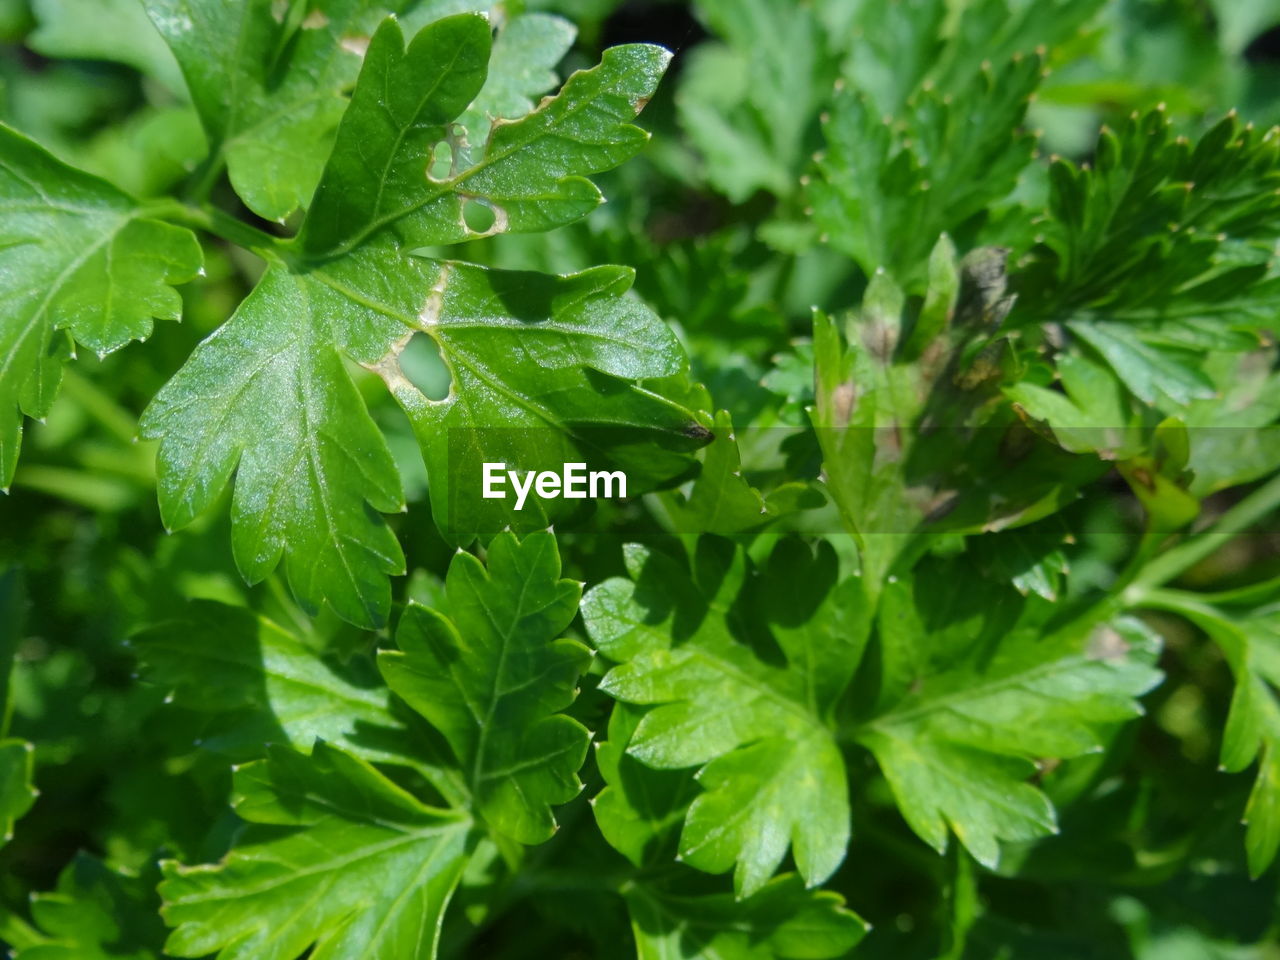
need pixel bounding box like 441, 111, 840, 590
142, 13, 703, 625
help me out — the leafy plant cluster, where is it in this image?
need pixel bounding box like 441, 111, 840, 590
4, 0, 1280, 957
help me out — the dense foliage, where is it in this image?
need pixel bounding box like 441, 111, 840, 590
4, 0, 1280, 957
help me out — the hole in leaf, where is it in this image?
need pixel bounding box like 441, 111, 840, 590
463, 199, 496, 233
399, 333, 451, 401
429, 140, 452, 180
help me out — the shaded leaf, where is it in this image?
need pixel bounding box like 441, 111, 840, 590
584, 537, 868, 896
856, 593, 1162, 867
379, 531, 589, 844
30, 0, 184, 94
1150, 597, 1280, 876
18, 855, 166, 960
0, 738, 35, 847
160, 741, 472, 960
624, 874, 868, 960
131, 599, 455, 788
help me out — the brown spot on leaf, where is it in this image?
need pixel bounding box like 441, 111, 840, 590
418, 263, 452, 327
684, 422, 714, 443
1128, 466, 1155, 490
1087, 625, 1131, 662
832, 382, 856, 426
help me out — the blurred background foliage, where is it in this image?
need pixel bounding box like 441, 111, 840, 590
4, 0, 1280, 957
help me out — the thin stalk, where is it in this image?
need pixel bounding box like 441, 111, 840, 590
183, 149, 227, 205
140, 199, 286, 262
59, 368, 141, 445
1130, 471, 1280, 596
1128, 586, 1220, 621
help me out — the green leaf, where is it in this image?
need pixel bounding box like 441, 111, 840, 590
1069, 320, 1215, 407
972, 528, 1071, 603
19, 855, 166, 960
660, 410, 772, 535
1005, 351, 1147, 458
144, 0, 393, 221
919, 0, 1105, 93
300, 17, 667, 253
1016, 111, 1280, 408
1007, 354, 1205, 527
593, 700, 699, 867
1153, 598, 1280, 876
0, 738, 35, 847
811, 51, 1041, 287
131, 599, 450, 777
677, 0, 832, 201
30, 0, 185, 95
623, 874, 868, 960
452, 12, 578, 168
1183, 351, 1280, 496
0, 124, 202, 489
138, 254, 410, 629
584, 537, 868, 897
379, 531, 589, 844
142, 15, 699, 624
811, 238, 1096, 583
817, 0, 1103, 118
0, 569, 32, 850
399, 261, 702, 540
160, 740, 472, 960
856, 588, 1162, 866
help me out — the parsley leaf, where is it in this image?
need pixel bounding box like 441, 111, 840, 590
811, 52, 1042, 287
141, 15, 700, 625
299, 17, 666, 252
1141, 592, 1280, 876
857, 578, 1162, 866
0, 739, 34, 848
593, 700, 699, 868
1015, 111, 1280, 409
379, 531, 590, 844
623, 874, 868, 960
677, 0, 831, 202
160, 740, 472, 960
131, 599, 458, 783
143, 0, 393, 222
18, 855, 167, 960
155, 533, 587, 957
0, 125, 202, 490
584, 537, 868, 897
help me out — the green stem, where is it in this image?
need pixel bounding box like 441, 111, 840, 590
1129, 471, 1280, 596
183, 149, 227, 205
12, 466, 138, 512
59, 369, 141, 445
141, 199, 285, 261
1009, 529, 1163, 653
1129, 586, 1219, 620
